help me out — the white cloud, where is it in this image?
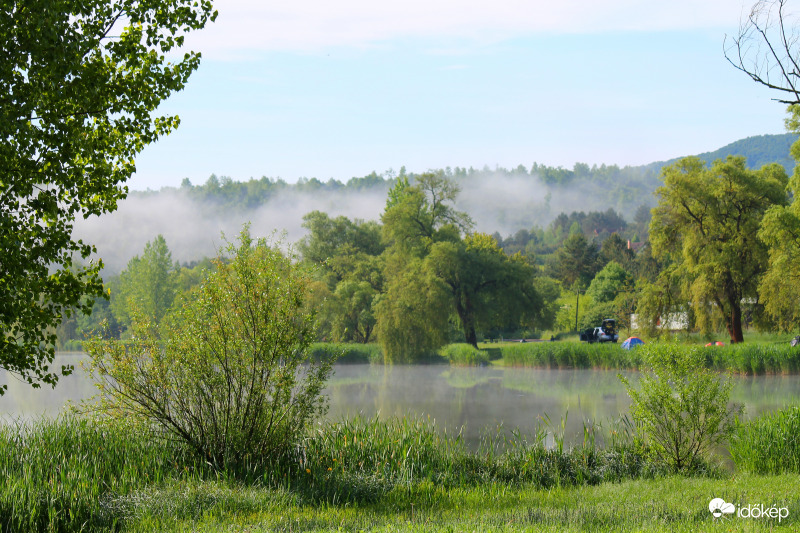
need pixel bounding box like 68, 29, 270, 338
185, 0, 745, 57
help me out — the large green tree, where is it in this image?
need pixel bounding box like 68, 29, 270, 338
377, 172, 470, 361
758, 107, 800, 330
111, 235, 178, 334
426, 233, 541, 348
649, 156, 787, 342
0, 0, 215, 393
549, 233, 601, 288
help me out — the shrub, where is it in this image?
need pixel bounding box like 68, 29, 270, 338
440, 343, 490, 366
729, 405, 800, 474
308, 342, 383, 364
619, 344, 741, 472
87, 228, 334, 472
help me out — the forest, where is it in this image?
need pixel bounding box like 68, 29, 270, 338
56, 131, 800, 357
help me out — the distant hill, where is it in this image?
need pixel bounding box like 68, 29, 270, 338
643, 133, 798, 175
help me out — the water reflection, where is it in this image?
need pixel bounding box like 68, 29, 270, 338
2, 356, 800, 448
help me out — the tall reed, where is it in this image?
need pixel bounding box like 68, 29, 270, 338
729, 405, 800, 474
0, 416, 205, 532
498, 342, 643, 369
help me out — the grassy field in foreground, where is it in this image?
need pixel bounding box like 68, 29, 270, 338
119, 474, 800, 532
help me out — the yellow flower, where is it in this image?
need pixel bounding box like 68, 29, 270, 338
306, 468, 311, 474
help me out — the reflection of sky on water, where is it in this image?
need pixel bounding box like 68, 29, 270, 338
2, 356, 800, 447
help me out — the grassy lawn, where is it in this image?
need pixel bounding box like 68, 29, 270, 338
120, 474, 800, 532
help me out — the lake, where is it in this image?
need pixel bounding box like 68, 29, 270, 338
2, 355, 799, 447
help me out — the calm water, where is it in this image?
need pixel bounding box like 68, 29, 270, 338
2, 355, 799, 446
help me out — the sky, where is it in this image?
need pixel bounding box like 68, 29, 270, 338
127, 0, 790, 191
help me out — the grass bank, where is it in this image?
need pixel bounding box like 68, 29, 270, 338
2, 410, 799, 532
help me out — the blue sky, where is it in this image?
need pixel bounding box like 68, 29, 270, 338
128, 0, 788, 191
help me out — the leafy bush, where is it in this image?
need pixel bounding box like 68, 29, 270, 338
87, 228, 334, 472
619, 344, 741, 472
309, 342, 383, 364
440, 343, 490, 366
730, 405, 800, 474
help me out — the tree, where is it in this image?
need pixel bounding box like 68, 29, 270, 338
374, 256, 450, 363
381, 172, 472, 256
377, 173, 470, 361
329, 280, 378, 343
758, 145, 800, 330
649, 156, 787, 342
87, 228, 332, 471
111, 235, 178, 334
549, 233, 601, 288
725, 0, 800, 105
586, 261, 634, 304
426, 234, 541, 348
0, 1, 216, 393
599, 233, 634, 270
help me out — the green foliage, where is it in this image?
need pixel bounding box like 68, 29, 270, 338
759, 107, 800, 331
308, 343, 383, 364
587, 261, 634, 304
0, 0, 215, 394
110, 235, 178, 334
702, 342, 800, 375
730, 405, 800, 474
619, 344, 741, 472
426, 234, 542, 347
375, 257, 450, 363
439, 344, 490, 366
649, 156, 788, 342
549, 233, 601, 288
326, 280, 378, 343
87, 228, 333, 471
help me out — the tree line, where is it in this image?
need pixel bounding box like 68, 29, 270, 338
59, 136, 800, 357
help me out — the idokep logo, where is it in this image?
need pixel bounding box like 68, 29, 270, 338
709, 498, 735, 518
709, 498, 790, 522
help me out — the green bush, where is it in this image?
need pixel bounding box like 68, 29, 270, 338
439, 343, 490, 366
309, 343, 383, 364
730, 405, 800, 474
619, 344, 741, 472
87, 228, 334, 472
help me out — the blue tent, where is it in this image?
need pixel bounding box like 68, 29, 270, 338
621, 337, 644, 350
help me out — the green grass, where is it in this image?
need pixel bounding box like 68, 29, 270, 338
4, 409, 797, 531
119, 474, 800, 532
730, 405, 800, 474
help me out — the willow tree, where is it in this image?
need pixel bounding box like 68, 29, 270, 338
0, 0, 216, 393
649, 156, 787, 342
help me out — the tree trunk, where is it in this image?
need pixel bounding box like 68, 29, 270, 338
727, 300, 744, 344
455, 295, 479, 349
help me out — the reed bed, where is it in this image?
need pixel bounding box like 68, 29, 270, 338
704, 342, 800, 374
494, 340, 800, 374
0, 413, 672, 530
729, 405, 800, 474
0, 416, 207, 532
497, 342, 644, 369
